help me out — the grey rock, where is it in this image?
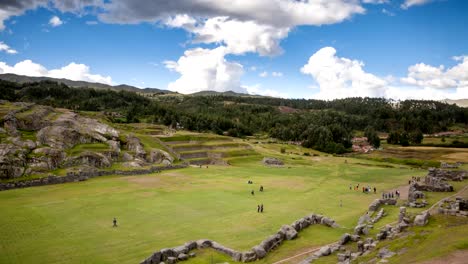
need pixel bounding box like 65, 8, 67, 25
280, 225, 298, 240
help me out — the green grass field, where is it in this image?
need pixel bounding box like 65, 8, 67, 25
0, 152, 423, 264
0, 139, 466, 264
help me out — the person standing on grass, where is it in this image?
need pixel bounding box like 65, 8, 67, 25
374, 187, 377, 194
257, 205, 260, 213
113, 217, 117, 227
260, 204, 264, 213
251, 190, 255, 196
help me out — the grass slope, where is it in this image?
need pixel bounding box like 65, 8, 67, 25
0, 153, 421, 264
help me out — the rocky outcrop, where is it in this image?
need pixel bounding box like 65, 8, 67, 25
262, 157, 284, 166
141, 213, 339, 264
126, 135, 146, 159
427, 168, 467, 181
146, 149, 173, 165
63, 152, 112, 168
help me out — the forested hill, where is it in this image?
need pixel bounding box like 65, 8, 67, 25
0, 73, 172, 94
1, 79, 467, 153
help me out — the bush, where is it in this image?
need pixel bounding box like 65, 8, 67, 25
280, 147, 286, 154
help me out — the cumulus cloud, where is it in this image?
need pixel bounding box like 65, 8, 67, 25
0, 59, 113, 85
49, 15, 63, 27
99, 0, 365, 28
164, 47, 243, 94
0, 41, 18, 54
271, 71, 283, 77
401, 56, 468, 90
401, 0, 432, 9
301, 47, 387, 99
301, 47, 468, 100
259, 71, 268, 78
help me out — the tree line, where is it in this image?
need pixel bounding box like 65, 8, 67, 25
1, 80, 467, 154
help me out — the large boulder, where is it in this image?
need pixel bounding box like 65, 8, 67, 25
126, 135, 146, 159
321, 217, 338, 227
318, 246, 331, 256
252, 245, 266, 259
147, 149, 173, 164
280, 225, 298, 240
63, 151, 111, 168
339, 233, 352, 245
262, 157, 284, 166
414, 211, 430, 226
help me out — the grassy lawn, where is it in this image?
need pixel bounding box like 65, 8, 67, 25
0, 153, 423, 264
67, 143, 110, 156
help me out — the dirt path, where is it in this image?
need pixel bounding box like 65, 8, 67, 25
387, 185, 410, 200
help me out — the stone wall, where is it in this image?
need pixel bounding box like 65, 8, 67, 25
427, 168, 467, 181
0, 164, 188, 191
140, 213, 339, 264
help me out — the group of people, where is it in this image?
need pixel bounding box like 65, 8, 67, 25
382, 190, 400, 199
350, 184, 376, 194
257, 204, 264, 213
248, 180, 265, 213
409, 176, 421, 184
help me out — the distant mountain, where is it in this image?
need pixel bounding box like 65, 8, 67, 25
0, 73, 173, 94
190, 90, 266, 97
442, 99, 468, 108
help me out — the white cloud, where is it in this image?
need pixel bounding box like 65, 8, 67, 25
86, 21, 98, 25
271, 71, 283, 77
0, 59, 113, 85
164, 47, 244, 94
301, 47, 387, 99
49, 15, 63, 27
259, 71, 268, 78
362, 0, 389, 4
382, 8, 395, 16
301, 47, 468, 100
243, 84, 288, 98
401, 56, 468, 90
0, 41, 18, 54
166, 16, 289, 57
100, 0, 365, 28
401, 0, 432, 9
249, 66, 257, 71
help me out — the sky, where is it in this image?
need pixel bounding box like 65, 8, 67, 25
0, 0, 467, 100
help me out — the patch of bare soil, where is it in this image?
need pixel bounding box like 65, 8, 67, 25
387, 185, 410, 200
418, 250, 468, 264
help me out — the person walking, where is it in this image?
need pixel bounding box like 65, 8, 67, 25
113, 217, 117, 227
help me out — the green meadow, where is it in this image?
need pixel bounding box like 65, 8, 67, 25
0, 151, 424, 264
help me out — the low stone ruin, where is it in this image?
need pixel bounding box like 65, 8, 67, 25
428, 168, 466, 181
141, 213, 339, 264
262, 157, 284, 166
407, 185, 428, 208
437, 197, 468, 217
368, 198, 397, 211
440, 162, 462, 169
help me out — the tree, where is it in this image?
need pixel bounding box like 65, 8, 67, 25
409, 130, 423, 144
364, 126, 381, 149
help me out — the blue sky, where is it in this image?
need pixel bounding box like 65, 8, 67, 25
0, 0, 467, 99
